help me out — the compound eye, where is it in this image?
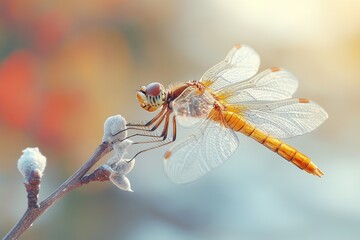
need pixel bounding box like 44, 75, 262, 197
146, 82, 162, 97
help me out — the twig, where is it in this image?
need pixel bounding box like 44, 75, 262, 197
24, 170, 42, 208
2, 141, 111, 240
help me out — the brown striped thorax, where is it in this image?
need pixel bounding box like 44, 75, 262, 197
136, 82, 167, 112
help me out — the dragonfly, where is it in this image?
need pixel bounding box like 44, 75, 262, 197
123, 44, 328, 184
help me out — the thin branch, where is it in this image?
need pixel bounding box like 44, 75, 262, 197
3, 141, 111, 240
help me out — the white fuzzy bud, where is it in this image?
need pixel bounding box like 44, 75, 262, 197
108, 159, 135, 192
112, 158, 135, 175
107, 139, 132, 165
17, 148, 47, 181
103, 115, 135, 192
110, 174, 133, 192
102, 115, 127, 143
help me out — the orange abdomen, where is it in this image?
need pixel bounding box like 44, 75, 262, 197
223, 111, 324, 177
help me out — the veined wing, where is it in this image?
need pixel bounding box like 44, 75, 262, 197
172, 86, 215, 127
216, 68, 298, 102
236, 99, 328, 139
164, 118, 239, 184
200, 44, 260, 91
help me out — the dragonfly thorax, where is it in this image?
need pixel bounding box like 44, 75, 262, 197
137, 82, 167, 112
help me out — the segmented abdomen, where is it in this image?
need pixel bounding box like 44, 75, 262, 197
222, 111, 324, 177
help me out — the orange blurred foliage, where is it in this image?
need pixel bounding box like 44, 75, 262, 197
0, 50, 36, 129
0, 50, 83, 147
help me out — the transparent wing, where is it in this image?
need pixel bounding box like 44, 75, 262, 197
173, 86, 215, 127
239, 99, 328, 139
200, 44, 260, 91
164, 119, 239, 184
216, 68, 298, 102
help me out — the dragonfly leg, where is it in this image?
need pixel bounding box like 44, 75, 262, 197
126, 105, 167, 128
127, 115, 177, 162
118, 110, 170, 144
131, 111, 171, 144
112, 105, 167, 137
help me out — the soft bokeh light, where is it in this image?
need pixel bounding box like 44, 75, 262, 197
1, 0, 359, 239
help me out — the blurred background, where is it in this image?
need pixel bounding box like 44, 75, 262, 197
0, 0, 359, 239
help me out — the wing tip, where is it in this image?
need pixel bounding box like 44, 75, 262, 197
164, 150, 172, 160
234, 43, 242, 49
298, 98, 329, 120
270, 67, 282, 72
298, 98, 310, 103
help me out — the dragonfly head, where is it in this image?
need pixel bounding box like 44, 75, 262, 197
136, 82, 166, 112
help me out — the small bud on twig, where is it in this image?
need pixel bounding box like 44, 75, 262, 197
106, 134, 135, 192
107, 139, 132, 165
102, 115, 135, 191
110, 173, 133, 192
82, 115, 135, 191
17, 147, 47, 208
104, 140, 135, 192
109, 159, 135, 192
17, 148, 47, 182
102, 115, 127, 143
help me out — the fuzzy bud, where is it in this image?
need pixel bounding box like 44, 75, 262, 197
102, 115, 127, 143
110, 174, 133, 192
102, 115, 135, 192
108, 159, 135, 192
107, 139, 132, 165
111, 158, 135, 175
17, 148, 46, 182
